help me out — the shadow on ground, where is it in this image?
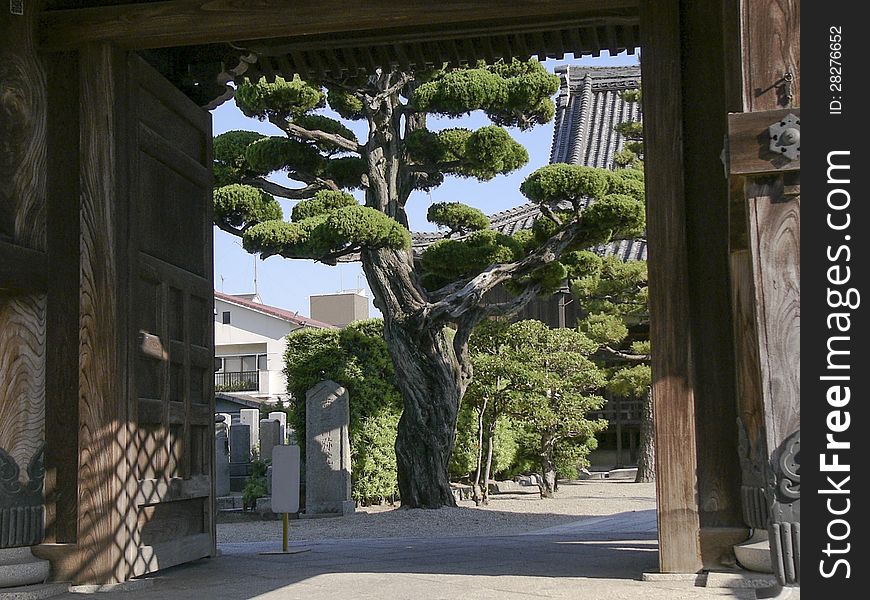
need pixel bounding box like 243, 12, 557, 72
51, 509, 756, 599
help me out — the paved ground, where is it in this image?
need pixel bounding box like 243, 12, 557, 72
52, 509, 784, 600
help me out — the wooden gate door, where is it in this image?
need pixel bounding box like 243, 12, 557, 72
126, 54, 215, 577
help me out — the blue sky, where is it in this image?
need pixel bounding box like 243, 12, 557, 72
212, 51, 639, 318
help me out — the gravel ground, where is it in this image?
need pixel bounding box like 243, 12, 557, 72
216, 480, 656, 544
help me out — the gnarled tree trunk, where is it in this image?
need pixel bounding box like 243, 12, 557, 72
539, 433, 557, 497
361, 246, 470, 508
634, 388, 655, 482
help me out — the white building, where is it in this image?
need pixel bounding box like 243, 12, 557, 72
214, 291, 333, 405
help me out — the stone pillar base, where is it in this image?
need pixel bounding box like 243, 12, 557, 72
733, 530, 774, 574
0, 548, 49, 589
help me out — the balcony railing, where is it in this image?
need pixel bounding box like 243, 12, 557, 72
215, 370, 259, 392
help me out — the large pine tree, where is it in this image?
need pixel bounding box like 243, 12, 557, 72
212, 61, 645, 507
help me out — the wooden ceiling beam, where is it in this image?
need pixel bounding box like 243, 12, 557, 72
39, 0, 638, 51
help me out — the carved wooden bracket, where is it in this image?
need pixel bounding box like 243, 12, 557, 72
0, 443, 45, 548
768, 429, 800, 585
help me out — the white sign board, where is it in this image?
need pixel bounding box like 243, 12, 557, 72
271, 445, 301, 514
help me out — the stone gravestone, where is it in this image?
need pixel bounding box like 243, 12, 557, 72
218, 412, 233, 429
268, 411, 287, 444
305, 380, 354, 515
259, 419, 281, 462
239, 409, 260, 455
229, 424, 251, 464
229, 423, 251, 493
215, 416, 231, 497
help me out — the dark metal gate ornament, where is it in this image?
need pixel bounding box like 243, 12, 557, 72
0, 443, 45, 548
767, 429, 800, 585
768, 113, 800, 161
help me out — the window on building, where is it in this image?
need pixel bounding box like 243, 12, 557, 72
258, 354, 267, 371
221, 311, 231, 324
241, 355, 257, 372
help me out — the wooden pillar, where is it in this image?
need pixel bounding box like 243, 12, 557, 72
726, 0, 800, 586
72, 42, 135, 585
640, 0, 703, 573
681, 0, 747, 566
0, 0, 49, 561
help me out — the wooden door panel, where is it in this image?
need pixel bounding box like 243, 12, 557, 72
127, 54, 214, 576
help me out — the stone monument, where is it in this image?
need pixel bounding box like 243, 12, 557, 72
268, 411, 287, 444
229, 423, 251, 493
215, 415, 231, 497
239, 409, 259, 455
305, 380, 354, 516
259, 419, 282, 462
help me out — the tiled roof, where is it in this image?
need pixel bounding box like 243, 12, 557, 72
214, 291, 335, 329
550, 65, 642, 166
412, 65, 646, 262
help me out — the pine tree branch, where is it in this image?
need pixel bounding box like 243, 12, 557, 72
215, 221, 246, 238
268, 115, 361, 153
316, 245, 363, 266
596, 346, 651, 362
479, 284, 542, 318
241, 177, 324, 200
424, 219, 584, 323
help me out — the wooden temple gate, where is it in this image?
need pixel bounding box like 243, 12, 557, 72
1, 0, 798, 588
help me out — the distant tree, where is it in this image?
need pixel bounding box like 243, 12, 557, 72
215, 62, 645, 507
466, 320, 607, 497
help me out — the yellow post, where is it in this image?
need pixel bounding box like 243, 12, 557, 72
283, 512, 289, 552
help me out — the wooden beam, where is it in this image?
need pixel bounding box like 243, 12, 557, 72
640, 0, 703, 573
39, 0, 638, 50
728, 108, 800, 176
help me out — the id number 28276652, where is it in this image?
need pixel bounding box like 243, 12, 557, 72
829, 26, 843, 115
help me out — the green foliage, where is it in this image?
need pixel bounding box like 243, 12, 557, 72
614, 120, 644, 140
213, 184, 283, 232
419, 230, 522, 290
291, 190, 359, 222
213, 130, 267, 186
242, 458, 269, 511
620, 88, 642, 104
630, 340, 651, 355
569, 194, 646, 249
243, 205, 410, 259
463, 320, 606, 484
520, 164, 611, 204
406, 126, 528, 180
427, 202, 490, 235
326, 87, 365, 120
322, 156, 366, 189
606, 173, 646, 202
412, 59, 559, 129
245, 136, 324, 175
235, 75, 325, 120
450, 406, 518, 479
284, 320, 402, 504
607, 364, 652, 398
579, 313, 628, 347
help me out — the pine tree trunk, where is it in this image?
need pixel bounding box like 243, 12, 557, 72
634, 388, 656, 483
387, 321, 463, 508
481, 424, 496, 503
361, 247, 468, 508
539, 433, 557, 498
472, 400, 487, 505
